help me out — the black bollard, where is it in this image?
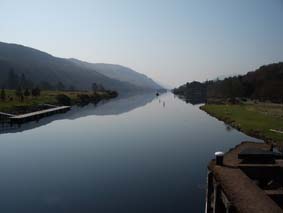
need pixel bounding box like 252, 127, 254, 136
215, 151, 224, 165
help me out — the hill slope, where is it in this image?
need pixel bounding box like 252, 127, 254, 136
69, 58, 162, 90
0, 42, 161, 92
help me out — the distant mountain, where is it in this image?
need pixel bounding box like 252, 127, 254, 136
154, 80, 172, 90
0, 41, 162, 92
69, 58, 163, 90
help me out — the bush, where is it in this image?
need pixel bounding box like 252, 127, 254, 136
56, 94, 71, 105
32, 87, 41, 97
109, 91, 118, 98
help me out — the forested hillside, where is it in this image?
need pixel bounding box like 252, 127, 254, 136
69, 59, 163, 90
0, 42, 162, 93
173, 62, 283, 103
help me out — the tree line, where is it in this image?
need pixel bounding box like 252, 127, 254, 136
2, 68, 77, 91
0, 68, 112, 103
173, 62, 283, 103
2, 68, 109, 93
0, 87, 41, 102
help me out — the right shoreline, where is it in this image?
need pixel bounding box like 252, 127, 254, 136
199, 103, 283, 148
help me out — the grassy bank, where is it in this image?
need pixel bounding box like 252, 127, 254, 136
200, 103, 283, 145
0, 90, 117, 114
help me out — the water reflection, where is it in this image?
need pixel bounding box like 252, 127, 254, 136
175, 94, 206, 105
0, 92, 157, 134
0, 92, 260, 213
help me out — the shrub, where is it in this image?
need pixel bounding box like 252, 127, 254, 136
56, 94, 71, 105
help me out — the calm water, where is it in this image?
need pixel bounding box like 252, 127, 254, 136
0, 93, 259, 213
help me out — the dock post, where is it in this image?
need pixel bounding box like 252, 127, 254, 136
205, 170, 213, 213
215, 151, 224, 165
213, 183, 221, 213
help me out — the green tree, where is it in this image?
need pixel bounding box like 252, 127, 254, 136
7, 68, 19, 89
40, 81, 53, 90
15, 87, 23, 101
92, 83, 98, 92
56, 94, 71, 105
98, 84, 105, 91
20, 73, 27, 88
24, 88, 30, 97
1, 88, 6, 101
32, 87, 41, 97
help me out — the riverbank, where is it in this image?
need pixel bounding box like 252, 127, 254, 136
206, 141, 283, 213
200, 103, 283, 146
0, 90, 118, 115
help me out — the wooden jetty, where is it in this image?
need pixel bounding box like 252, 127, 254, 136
0, 112, 15, 123
0, 112, 15, 117
8, 106, 71, 124
206, 142, 283, 213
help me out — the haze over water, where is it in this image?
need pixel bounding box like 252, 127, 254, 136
0, 93, 260, 212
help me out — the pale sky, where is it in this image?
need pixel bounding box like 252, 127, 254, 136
1, 0, 283, 87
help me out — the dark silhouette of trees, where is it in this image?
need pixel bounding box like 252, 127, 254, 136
174, 62, 283, 103
32, 87, 41, 97
15, 87, 24, 101
92, 83, 105, 92
39, 81, 53, 90
20, 74, 27, 88
92, 83, 98, 92
99, 84, 105, 91
24, 88, 30, 97
4, 69, 34, 90
56, 81, 65, 91
173, 81, 207, 104
7, 68, 19, 89
56, 94, 71, 105
69, 85, 76, 91
1, 88, 6, 101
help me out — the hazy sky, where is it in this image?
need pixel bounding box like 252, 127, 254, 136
1, 0, 283, 87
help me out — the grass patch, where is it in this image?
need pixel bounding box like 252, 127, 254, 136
0, 90, 116, 114
200, 103, 283, 145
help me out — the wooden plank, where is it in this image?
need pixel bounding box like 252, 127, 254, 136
213, 167, 282, 213
10, 106, 70, 120
0, 112, 15, 117
270, 129, 283, 134
40, 103, 58, 107
265, 189, 283, 196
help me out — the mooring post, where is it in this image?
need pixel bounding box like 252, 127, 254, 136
215, 151, 224, 166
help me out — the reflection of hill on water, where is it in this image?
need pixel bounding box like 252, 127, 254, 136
66, 92, 157, 118
0, 92, 158, 134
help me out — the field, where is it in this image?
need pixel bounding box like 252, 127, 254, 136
0, 90, 115, 114
200, 103, 283, 145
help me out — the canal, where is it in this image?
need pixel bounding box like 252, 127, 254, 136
0, 92, 260, 213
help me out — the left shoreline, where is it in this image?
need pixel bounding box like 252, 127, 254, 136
0, 90, 118, 116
